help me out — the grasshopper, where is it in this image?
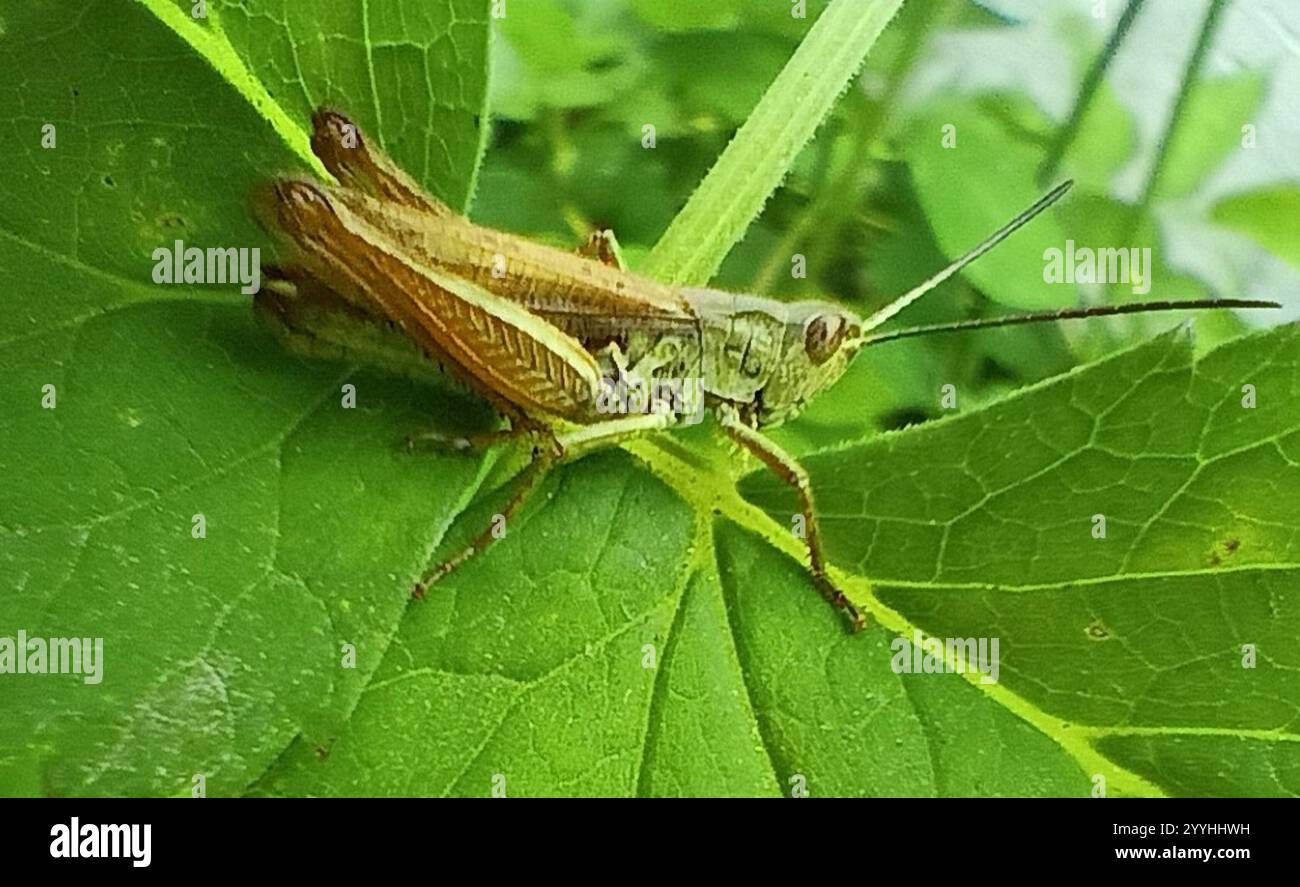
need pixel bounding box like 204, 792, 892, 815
257, 109, 1278, 632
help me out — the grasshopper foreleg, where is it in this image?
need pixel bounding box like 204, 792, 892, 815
717, 407, 866, 632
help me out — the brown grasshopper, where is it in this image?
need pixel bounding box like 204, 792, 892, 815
256, 109, 1278, 631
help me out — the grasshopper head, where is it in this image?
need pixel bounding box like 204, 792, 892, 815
688, 289, 864, 428
755, 302, 863, 428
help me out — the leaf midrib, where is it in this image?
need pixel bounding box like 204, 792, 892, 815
627, 434, 1174, 797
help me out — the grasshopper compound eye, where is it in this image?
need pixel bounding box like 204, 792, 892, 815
804, 312, 852, 365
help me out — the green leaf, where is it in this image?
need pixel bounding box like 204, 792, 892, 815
738, 323, 1300, 796
643, 0, 905, 285
904, 99, 1071, 311
1059, 81, 1136, 191
490, 0, 641, 119
630, 0, 747, 32
254, 323, 1300, 798
0, 0, 491, 795
1211, 186, 1300, 269
650, 33, 793, 128
4, 0, 1296, 800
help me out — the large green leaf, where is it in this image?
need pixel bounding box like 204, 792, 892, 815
2, 0, 1295, 799
250, 323, 1299, 798
0, 0, 491, 795
739, 323, 1300, 796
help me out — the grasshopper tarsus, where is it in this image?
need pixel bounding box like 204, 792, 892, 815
412, 554, 462, 600
813, 573, 867, 632
838, 595, 868, 633
577, 229, 627, 270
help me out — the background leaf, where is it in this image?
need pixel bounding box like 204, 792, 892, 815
643, 0, 905, 285
1155, 72, 1264, 201
904, 99, 1071, 311
1212, 187, 1300, 269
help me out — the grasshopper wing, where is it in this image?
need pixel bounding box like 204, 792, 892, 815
263, 180, 607, 424
309, 109, 698, 339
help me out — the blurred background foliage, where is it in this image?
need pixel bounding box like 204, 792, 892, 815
471, 0, 1298, 455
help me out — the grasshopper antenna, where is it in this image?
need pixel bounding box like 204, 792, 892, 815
861, 180, 1075, 333
856, 298, 1282, 347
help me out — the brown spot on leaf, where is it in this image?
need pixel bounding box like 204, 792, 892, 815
1207, 537, 1242, 567
1085, 620, 1111, 640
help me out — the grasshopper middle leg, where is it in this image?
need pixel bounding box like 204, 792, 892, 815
576, 229, 627, 270
412, 438, 559, 598
412, 412, 675, 599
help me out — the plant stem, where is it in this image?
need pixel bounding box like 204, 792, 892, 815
1038, 0, 1148, 186
644, 0, 906, 287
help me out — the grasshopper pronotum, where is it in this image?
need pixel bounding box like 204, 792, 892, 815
257, 109, 1278, 632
